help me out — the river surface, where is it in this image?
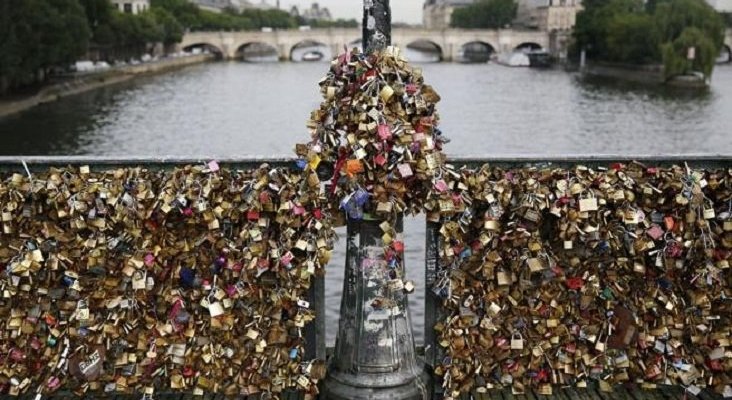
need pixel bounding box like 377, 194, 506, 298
1, 61, 731, 344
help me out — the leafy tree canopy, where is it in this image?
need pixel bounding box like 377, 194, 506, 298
450, 0, 518, 29
573, 0, 725, 79
1, 0, 89, 92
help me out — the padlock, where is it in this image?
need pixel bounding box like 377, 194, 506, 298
578, 192, 598, 212
132, 270, 147, 290
511, 332, 524, 350
496, 270, 511, 286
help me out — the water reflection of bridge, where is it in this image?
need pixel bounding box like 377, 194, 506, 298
179, 28, 552, 62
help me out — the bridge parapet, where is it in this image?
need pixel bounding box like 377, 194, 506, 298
179, 28, 551, 61
0, 155, 730, 399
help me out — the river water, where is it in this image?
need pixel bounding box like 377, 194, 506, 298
1, 61, 731, 344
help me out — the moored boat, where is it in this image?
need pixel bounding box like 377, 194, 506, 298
302, 51, 324, 62
496, 51, 530, 67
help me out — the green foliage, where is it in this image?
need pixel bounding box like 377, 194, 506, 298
150, 0, 297, 32
574, 0, 724, 79
450, 0, 518, 29
239, 9, 297, 30
151, 8, 184, 44
574, 0, 646, 61
0, 0, 89, 93
79, 0, 114, 28
722, 12, 732, 27
661, 27, 719, 79
605, 12, 659, 64
305, 18, 359, 28
0, 0, 349, 94
653, 0, 725, 46
151, 0, 201, 28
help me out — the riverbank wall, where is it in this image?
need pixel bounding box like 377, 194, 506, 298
0, 53, 215, 119
582, 61, 714, 88
582, 61, 666, 84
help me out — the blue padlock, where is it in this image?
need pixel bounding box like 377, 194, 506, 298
179, 267, 196, 288
353, 188, 370, 207
460, 248, 472, 259
61, 274, 75, 287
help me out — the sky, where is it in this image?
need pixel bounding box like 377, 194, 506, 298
276, 0, 425, 24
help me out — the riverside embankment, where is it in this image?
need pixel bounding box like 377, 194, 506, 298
0, 53, 215, 119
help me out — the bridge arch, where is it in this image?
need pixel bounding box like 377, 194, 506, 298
405, 40, 443, 62
236, 42, 279, 62
182, 43, 224, 58
290, 40, 332, 62
457, 41, 496, 63
720, 44, 732, 64
514, 42, 543, 52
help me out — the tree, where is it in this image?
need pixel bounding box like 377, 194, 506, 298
79, 0, 115, 29
0, 0, 89, 93
653, 0, 724, 47
605, 12, 659, 64
307, 18, 359, 28
722, 12, 732, 27
151, 0, 202, 29
573, 0, 646, 61
662, 27, 719, 79
573, 0, 723, 79
151, 8, 184, 45
450, 0, 517, 29
654, 0, 724, 79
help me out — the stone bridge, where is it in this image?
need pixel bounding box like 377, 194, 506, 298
180, 28, 551, 61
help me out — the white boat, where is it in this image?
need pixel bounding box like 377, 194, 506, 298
496, 51, 530, 67
302, 51, 324, 62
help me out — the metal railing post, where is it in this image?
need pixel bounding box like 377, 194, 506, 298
303, 275, 326, 361
362, 0, 392, 52
425, 221, 445, 399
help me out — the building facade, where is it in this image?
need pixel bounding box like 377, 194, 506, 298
110, 0, 150, 14
296, 3, 332, 21
516, 0, 582, 31
423, 0, 475, 30
422, 0, 581, 30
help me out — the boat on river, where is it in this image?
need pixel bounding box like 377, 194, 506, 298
496, 51, 530, 67
527, 49, 552, 68
302, 51, 324, 62
497, 50, 552, 68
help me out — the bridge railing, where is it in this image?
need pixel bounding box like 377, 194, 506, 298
1, 154, 730, 400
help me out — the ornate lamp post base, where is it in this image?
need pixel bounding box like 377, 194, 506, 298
321, 216, 431, 400
323, 370, 431, 400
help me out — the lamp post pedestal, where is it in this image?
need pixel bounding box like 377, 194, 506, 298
322, 216, 431, 400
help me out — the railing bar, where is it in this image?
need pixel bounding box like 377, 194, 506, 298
309, 273, 327, 360
425, 221, 446, 399
0, 154, 729, 169
1, 157, 728, 177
